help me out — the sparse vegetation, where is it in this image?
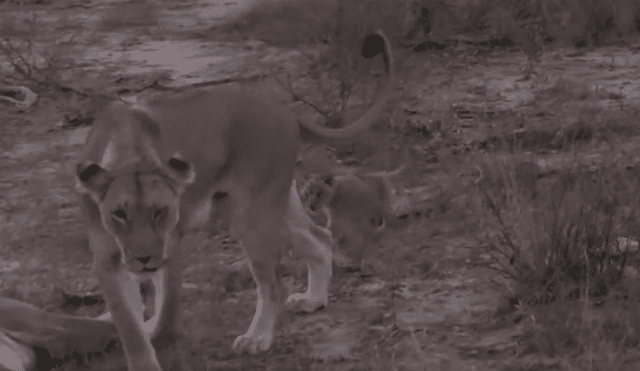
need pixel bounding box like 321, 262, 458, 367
473, 132, 640, 368
222, 0, 640, 49
0, 12, 79, 85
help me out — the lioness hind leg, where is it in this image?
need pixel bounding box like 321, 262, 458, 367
286, 180, 333, 313
229, 197, 288, 354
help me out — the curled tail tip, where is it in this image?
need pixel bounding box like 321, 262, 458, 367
362, 30, 390, 59
300, 28, 395, 141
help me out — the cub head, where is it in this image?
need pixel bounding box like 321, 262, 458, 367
76, 154, 195, 273
300, 174, 335, 213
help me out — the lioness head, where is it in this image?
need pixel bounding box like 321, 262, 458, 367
76, 155, 195, 273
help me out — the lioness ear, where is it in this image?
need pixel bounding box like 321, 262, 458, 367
76, 162, 110, 196
166, 152, 195, 185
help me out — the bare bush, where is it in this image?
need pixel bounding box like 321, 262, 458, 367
0, 12, 78, 85
475, 155, 640, 365
477, 157, 640, 304
226, 0, 399, 132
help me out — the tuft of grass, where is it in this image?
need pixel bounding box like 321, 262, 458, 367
476, 152, 640, 368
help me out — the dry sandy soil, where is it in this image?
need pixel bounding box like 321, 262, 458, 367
2, 0, 640, 370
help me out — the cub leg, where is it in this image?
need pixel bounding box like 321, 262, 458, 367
229, 195, 288, 354
89, 228, 161, 371
286, 180, 334, 313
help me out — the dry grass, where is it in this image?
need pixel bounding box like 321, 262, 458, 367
213, 0, 405, 132
475, 144, 640, 369
0, 12, 77, 84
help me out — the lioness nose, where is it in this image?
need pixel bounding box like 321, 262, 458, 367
135, 256, 153, 265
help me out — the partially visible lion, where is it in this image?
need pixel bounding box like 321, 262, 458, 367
0, 296, 119, 371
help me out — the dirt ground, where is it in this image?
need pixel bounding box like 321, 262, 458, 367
2, 0, 640, 370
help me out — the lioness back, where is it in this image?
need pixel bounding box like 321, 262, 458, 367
105, 87, 301, 198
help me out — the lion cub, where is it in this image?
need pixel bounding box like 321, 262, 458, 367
299, 165, 406, 265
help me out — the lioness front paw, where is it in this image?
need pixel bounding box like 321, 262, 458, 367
286, 292, 326, 314
232, 332, 274, 354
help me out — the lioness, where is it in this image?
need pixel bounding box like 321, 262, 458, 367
75, 30, 394, 371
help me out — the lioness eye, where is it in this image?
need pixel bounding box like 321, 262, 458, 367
112, 210, 127, 222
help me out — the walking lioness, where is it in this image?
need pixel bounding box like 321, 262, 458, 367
75, 30, 394, 371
